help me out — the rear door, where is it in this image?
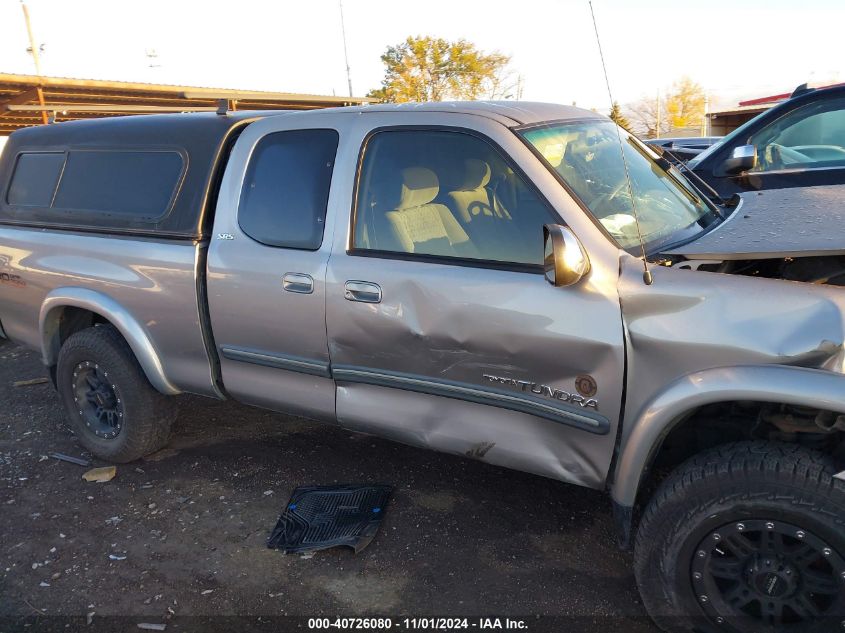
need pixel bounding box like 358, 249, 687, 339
325, 113, 626, 489
207, 113, 349, 420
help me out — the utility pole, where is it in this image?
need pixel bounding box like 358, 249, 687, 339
701, 94, 709, 136
21, 1, 49, 125
655, 87, 661, 139
338, 0, 353, 98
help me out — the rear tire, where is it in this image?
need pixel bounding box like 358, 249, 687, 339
57, 324, 176, 462
635, 441, 845, 633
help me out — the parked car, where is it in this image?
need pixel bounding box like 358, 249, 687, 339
1, 103, 844, 633
644, 136, 722, 162
687, 84, 845, 198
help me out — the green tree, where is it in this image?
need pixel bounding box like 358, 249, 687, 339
608, 101, 632, 132
368, 36, 511, 103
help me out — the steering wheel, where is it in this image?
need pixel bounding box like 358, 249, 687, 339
767, 143, 812, 169
590, 180, 631, 216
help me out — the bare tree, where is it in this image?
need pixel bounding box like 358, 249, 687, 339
627, 95, 666, 138
627, 77, 706, 137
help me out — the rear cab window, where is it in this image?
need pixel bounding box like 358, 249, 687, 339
238, 129, 339, 250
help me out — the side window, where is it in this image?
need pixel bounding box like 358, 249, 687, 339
7, 152, 65, 207
749, 98, 845, 172
53, 150, 183, 217
353, 129, 557, 266
239, 129, 338, 250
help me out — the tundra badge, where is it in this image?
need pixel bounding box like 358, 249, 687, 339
482, 374, 599, 410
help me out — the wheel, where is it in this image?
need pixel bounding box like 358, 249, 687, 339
635, 441, 845, 633
57, 324, 177, 463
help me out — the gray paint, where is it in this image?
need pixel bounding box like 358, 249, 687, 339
613, 364, 845, 507
331, 365, 610, 433
613, 254, 845, 505
324, 110, 625, 490
0, 227, 217, 397
221, 346, 331, 378
1, 102, 843, 517
40, 287, 178, 395
665, 185, 845, 260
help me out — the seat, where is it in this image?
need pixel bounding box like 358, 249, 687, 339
383, 167, 477, 258
446, 159, 524, 261
446, 159, 512, 227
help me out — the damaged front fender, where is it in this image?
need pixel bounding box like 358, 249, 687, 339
612, 255, 845, 510
612, 364, 845, 508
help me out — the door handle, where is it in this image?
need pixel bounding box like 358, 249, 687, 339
282, 273, 314, 294
344, 280, 382, 303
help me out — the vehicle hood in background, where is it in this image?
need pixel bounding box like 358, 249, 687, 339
663, 184, 845, 260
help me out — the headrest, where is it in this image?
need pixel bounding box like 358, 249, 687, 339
459, 159, 491, 190
398, 167, 439, 209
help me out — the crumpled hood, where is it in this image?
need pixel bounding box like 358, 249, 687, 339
663, 184, 845, 260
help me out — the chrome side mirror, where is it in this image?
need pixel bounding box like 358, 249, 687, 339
543, 224, 590, 287
722, 144, 757, 174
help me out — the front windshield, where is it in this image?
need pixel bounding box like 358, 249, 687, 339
520, 120, 719, 253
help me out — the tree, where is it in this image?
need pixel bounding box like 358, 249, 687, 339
664, 77, 705, 130
608, 102, 632, 132
628, 94, 667, 138
368, 36, 511, 103
626, 77, 706, 137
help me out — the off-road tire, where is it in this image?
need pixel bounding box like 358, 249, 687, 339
57, 324, 176, 462
635, 441, 845, 633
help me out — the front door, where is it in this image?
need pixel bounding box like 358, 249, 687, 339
326, 114, 625, 488
207, 116, 345, 421
704, 95, 845, 196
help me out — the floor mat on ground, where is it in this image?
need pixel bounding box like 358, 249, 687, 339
267, 484, 393, 554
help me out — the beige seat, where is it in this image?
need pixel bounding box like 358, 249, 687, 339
446, 159, 512, 226
384, 167, 477, 258
445, 159, 520, 260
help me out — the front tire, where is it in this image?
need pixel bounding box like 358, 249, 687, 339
57, 324, 176, 462
635, 442, 845, 633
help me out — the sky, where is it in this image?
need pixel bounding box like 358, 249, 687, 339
0, 0, 843, 114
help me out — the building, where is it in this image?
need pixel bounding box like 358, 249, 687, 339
0, 73, 378, 137
707, 82, 844, 135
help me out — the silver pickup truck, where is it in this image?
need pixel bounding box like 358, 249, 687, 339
1, 102, 843, 632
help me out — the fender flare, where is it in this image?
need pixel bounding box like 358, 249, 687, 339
611, 364, 845, 510
39, 287, 180, 395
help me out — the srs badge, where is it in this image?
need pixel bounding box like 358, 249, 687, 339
482, 374, 599, 410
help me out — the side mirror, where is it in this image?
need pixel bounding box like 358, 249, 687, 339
722, 144, 757, 174
543, 224, 590, 287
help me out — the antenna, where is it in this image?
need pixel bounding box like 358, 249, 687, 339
588, 1, 653, 285
338, 0, 354, 98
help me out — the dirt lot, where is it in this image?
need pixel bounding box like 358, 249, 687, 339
0, 337, 658, 632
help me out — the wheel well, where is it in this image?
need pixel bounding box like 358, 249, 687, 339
44, 306, 113, 367
636, 400, 845, 509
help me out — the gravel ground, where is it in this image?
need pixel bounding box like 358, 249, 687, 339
0, 337, 658, 632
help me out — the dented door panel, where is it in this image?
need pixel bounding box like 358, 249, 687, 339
326, 113, 626, 489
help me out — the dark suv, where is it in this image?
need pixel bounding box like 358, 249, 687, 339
686, 84, 845, 198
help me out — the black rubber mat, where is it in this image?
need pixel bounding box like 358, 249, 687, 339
267, 484, 393, 554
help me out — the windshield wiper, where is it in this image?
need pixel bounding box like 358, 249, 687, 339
657, 148, 726, 209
